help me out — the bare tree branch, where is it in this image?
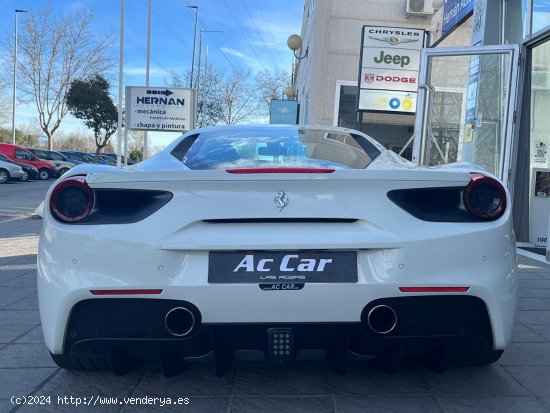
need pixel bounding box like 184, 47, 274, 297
3, 2, 113, 149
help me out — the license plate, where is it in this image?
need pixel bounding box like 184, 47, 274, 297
208, 251, 357, 283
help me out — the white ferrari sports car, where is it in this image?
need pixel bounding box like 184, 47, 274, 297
38, 125, 517, 376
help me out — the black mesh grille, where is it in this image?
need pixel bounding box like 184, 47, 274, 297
409, 0, 425, 12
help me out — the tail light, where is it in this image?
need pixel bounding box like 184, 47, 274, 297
50, 175, 94, 223
387, 173, 507, 222
463, 173, 506, 220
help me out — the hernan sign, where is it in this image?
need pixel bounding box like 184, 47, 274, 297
358, 25, 425, 113
442, 0, 474, 35
126, 86, 196, 132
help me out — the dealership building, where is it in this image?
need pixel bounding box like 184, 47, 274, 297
290, 0, 550, 248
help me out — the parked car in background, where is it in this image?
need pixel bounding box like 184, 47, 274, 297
0, 153, 39, 181
101, 153, 136, 165
26, 148, 76, 177
56, 150, 89, 164
99, 154, 117, 165
81, 151, 111, 164
57, 150, 109, 165
0, 143, 55, 180
0, 158, 25, 183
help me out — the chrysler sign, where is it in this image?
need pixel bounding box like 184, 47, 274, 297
358, 25, 425, 113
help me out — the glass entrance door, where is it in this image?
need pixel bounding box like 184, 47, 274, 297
517, 35, 550, 246
412, 45, 519, 184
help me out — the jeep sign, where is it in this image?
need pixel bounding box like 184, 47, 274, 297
358, 25, 425, 113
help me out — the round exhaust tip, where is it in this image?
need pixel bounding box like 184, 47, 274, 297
165, 307, 196, 337
367, 305, 397, 334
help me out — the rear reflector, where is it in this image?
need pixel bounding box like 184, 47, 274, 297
226, 168, 335, 174
399, 287, 470, 293
90, 289, 163, 295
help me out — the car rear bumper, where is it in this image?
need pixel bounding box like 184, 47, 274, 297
38, 211, 517, 354
59, 296, 494, 369
10, 170, 24, 180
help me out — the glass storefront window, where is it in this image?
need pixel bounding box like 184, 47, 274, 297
337, 85, 359, 129
533, 0, 550, 33
505, 1, 528, 42
335, 85, 415, 160
513, 0, 550, 38
419, 51, 512, 176
526, 39, 550, 244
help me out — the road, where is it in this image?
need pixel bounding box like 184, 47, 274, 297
0, 180, 52, 222
1, 183, 550, 412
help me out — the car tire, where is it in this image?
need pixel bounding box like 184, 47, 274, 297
58, 167, 69, 177
50, 353, 112, 371
20, 171, 29, 182
451, 349, 503, 366
38, 169, 50, 180
0, 169, 9, 184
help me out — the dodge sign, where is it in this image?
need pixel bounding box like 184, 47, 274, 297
126, 86, 196, 132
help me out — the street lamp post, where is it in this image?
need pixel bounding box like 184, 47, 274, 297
117, 0, 125, 167
196, 29, 222, 93
12, 9, 28, 145
143, 0, 151, 160
187, 6, 198, 89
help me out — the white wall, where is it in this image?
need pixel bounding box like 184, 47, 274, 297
295, 0, 435, 125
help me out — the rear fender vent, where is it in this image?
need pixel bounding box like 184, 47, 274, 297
74, 189, 173, 224
388, 186, 476, 222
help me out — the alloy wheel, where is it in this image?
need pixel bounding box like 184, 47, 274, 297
39, 169, 50, 180
0, 169, 8, 183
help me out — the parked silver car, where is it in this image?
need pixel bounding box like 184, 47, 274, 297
0, 158, 25, 183
25, 148, 76, 177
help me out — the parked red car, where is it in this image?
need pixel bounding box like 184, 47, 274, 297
0, 143, 55, 180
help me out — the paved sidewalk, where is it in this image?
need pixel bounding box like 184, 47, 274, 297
1, 217, 550, 412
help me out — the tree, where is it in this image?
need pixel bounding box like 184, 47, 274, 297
165, 66, 225, 127
129, 148, 143, 163
0, 82, 10, 124
0, 123, 41, 145
256, 69, 291, 117
165, 65, 287, 127
54, 129, 95, 152
5, 2, 113, 150
66, 75, 118, 161
213, 68, 263, 125
126, 130, 144, 161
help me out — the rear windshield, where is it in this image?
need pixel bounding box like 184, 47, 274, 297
171, 129, 381, 170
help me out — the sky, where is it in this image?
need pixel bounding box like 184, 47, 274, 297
0, 0, 304, 148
